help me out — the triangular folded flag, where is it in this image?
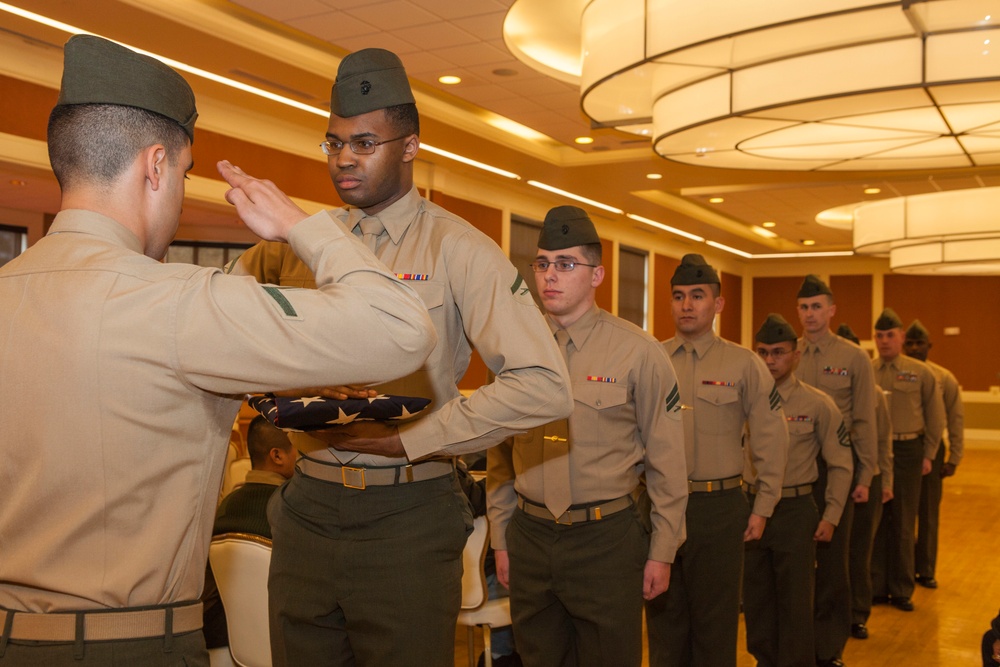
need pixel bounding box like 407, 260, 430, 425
248, 394, 431, 432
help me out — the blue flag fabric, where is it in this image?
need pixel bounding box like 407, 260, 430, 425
248, 394, 432, 432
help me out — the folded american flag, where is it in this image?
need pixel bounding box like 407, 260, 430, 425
248, 394, 432, 432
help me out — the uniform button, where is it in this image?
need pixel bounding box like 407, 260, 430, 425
596, 400, 602, 406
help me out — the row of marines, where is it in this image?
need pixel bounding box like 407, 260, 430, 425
0, 36, 962, 667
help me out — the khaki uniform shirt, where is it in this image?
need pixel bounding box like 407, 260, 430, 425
0, 209, 434, 612
876, 389, 895, 490
487, 306, 688, 563
872, 355, 946, 460
746, 375, 853, 526
797, 330, 879, 487
927, 360, 964, 465
664, 331, 788, 518
231, 187, 571, 464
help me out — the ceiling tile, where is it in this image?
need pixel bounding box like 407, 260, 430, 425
392, 22, 478, 49
429, 42, 511, 67
451, 12, 508, 41
343, 1, 441, 31
232, 0, 333, 21
287, 10, 378, 41
332, 32, 421, 55
408, 0, 510, 20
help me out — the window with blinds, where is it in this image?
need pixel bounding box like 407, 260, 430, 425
618, 245, 648, 330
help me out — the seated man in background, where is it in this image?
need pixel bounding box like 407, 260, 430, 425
203, 417, 298, 648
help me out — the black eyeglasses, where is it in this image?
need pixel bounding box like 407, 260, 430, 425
528, 260, 598, 273
319, 135, 409, 156
756, 348, 792, 359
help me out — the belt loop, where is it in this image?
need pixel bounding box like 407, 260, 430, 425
73, 612, 85, 660
0, 609, 14, 657
393, 466, 401, 485
162, 607, 174, 654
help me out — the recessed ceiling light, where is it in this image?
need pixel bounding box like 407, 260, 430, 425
802, 239, 816, 246
438, 75, 461, 85
709, 197, 724, 204
646, 173, 663, 180
762, 221, 776, 228
574, 136, 594, 145
864, 187, 881, 194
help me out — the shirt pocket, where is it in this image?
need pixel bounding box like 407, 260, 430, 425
818, 372, 851, 393
572, 381, 628, 411
695, 383, 741, 436
787, 419, 816, 443
409, 280, 445, 311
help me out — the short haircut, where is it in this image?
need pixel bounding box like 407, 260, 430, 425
383, 103, 419, 137
47, 103, 189, 190
246, 415, 292, 469
580, 242, 602, 265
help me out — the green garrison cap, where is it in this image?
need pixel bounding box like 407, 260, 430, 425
56, 35, 197, 142
537, 206, 601, 250
329, 48, 415, 117
755, 313, 798, 344
875, 307, 904, 331
671, 253, 720, 286
836, 323, 860, 345
906, 319, 931, 341
797, 274, 833, 299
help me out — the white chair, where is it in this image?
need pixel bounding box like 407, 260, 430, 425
457, 515, 512, 667
209, 533, 273, 667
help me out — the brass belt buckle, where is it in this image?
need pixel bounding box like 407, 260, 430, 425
555, 511, 573, 525
341, 466, 366, 489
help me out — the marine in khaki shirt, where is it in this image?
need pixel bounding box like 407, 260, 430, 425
227, 48, 571, 667
871, 308, 946, 612
646, 255, 788, 667
743, 314, 853, 667
487, 207, 687, 667
834, 322, 896, 642
0, 36, 435, 667
795, 275, 880, 666
905, 319, 965, 588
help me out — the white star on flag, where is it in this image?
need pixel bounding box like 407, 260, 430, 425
292, 396, 326, 407
325, 407, 360, 425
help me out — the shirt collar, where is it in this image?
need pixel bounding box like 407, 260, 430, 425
665, 329, 717, 358
243, 470, 287, 486
48, 209, 144, 255
776, 373, 799, 401
802, 328, 834, 353
547, 304, 601, 351
344, 186, 422, 245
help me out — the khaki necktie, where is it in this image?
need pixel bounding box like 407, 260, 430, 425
542, 329, 573, 519
359, 217, 385, 256
680, 342, 696, 471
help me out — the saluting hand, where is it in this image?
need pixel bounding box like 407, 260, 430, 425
217, 160, 308, 242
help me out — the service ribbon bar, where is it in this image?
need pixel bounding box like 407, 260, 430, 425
702, 380, 735, 387
396, 273, 429, 281
823, 366, 849, 376
586, 376, 616, 383
787, 415, 814, 422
